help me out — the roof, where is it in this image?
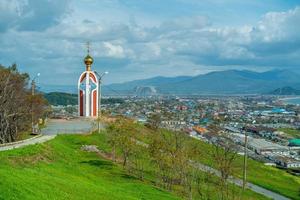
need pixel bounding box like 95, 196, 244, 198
289, 139, 300, 146
244, 126, 275, 133
248, 137, 287, 151
193, 126, 208, 134
272, 108, 286, 113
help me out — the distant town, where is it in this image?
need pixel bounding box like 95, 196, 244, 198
51, 94, 300, 172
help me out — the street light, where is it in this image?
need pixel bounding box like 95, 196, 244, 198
242, 120, 255, 190
94, 71, 108, 133
242, 128, 248, 190
31, 73, 40, 134
31, 73, 40, 96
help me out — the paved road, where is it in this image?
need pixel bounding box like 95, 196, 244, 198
42, 118, 96, 135
0, 118, 96, 152
0, 135, 56, 152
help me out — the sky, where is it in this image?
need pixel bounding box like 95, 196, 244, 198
0, 0, 300, 87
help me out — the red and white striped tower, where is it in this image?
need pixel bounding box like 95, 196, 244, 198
78, 44, 99, 117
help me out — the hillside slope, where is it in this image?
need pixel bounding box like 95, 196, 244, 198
0, 135, 179, 200
0, 132, 296, 199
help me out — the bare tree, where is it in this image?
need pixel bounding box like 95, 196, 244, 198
149, 129, 193, 195
146, 112, 161, 130
130, 142, 147, 180
211, 134, 238, 200
0, 64, 48, 143
106, 117, 137, 168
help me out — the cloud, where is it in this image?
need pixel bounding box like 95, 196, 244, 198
0, 1, 299, 86
169, 7, 300, 68
103, 42, 125, 58
157, 16, 210, 32
0, 0, 70, 32
253, 7, 300, 42
0, 1, 23, 32
247, 7, 300, 57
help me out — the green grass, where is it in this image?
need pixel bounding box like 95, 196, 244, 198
106, 123, 298, 199
0, 132, 270, 200
278, 128, 300, 138
133, 125, 299, 199
191, 138, 300, 200
0, 134, 179, 200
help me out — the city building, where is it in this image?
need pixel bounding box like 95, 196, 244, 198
269, 155, 300, 168
289, 139, 300, 147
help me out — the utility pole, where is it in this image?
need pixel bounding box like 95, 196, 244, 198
95, 71, 108, 133
31, 79, 35, 134
31, 73, 40, 135
242, 130, 248, 190
98, 78, 102, 133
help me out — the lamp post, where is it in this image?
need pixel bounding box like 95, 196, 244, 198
94, 71, 108, 133
242, 120, 255, 190
242, 129, 248, 190
31, 73, 40, 134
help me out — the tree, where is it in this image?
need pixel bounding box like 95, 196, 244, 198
211, 134, 238, 200
149, 129, 192, 193
106, 122, 118, 162
149, 130, 174, 189
146, 112, 161, 130
193, 170, 214, 200
106, 116, 149, 180
129, 141, 147, 180
106, 117, 137, 168
0, 64, 48, 143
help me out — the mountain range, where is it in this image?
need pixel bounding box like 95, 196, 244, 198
269, 86, 300, 95
41, 69, 300, 95
104, 69, 300, 95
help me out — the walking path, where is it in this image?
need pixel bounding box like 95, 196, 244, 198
191, 161, 290, 200
133, 139, 291, 200
0, 118, 95, 152
42, 118, 95, 135
0, 135, 56, 152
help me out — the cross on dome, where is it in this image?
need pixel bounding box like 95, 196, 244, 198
84, 41, 93, 71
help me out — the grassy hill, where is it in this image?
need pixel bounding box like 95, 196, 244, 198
0, 134, 178, 200
0, 133, 270, 200
130, 123, 300, 200
191, 138, 300, 199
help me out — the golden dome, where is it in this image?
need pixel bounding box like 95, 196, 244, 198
84, 54, 93, 65
84, 54, 93, 71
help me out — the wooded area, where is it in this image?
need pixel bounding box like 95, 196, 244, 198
0, 64, 48, 143
105, 116, 241, 200
44, 92, 125, 106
